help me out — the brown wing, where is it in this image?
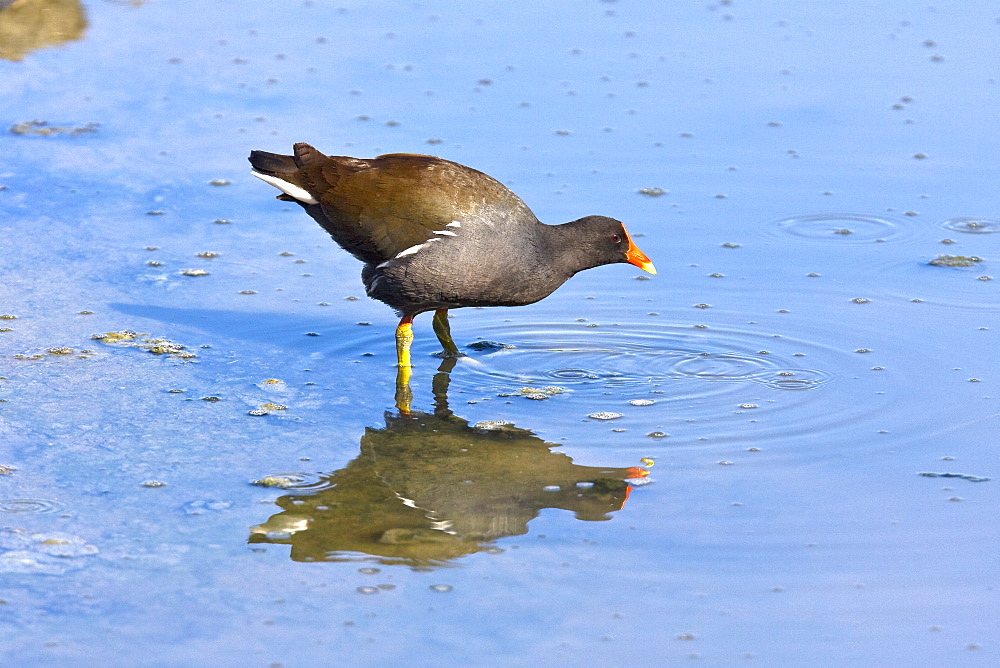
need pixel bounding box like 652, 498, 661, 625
288, 145, 526, 265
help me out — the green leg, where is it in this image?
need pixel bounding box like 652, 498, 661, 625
432, 309, 462, 357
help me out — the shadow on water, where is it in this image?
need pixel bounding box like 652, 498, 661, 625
248, 358, 649, 567
110, 302, 369, 349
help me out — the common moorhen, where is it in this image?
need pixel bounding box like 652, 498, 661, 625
249, 143, 656, 371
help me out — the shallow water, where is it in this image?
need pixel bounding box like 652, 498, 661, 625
1, 0, 998, 665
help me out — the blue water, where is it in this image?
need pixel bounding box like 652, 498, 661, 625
1, 1, 998, 665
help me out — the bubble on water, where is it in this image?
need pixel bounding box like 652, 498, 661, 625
356, 586, 378, 595
588, 412, 623, 420
429, 584, 453, 593
629, 399, 655, 406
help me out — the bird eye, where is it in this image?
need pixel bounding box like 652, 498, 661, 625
611, 233, 623, 244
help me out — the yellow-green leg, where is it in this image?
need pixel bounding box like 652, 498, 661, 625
395, 314, 415, 413
396, 314, 415, 368
432, 308, 462, 357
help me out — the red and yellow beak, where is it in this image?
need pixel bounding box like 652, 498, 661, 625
623, 226, 657, 275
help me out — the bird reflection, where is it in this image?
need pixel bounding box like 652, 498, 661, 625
0, 0, 87, 62
249, 358, 648, 567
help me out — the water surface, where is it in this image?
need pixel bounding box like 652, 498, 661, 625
1, 1, 998, 665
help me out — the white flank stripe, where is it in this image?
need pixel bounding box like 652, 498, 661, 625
446, 220, 462, 227
393, 242, 430, 259
250, 170, 318, 204
377, 238, 442, 268
433, 229, 457, 236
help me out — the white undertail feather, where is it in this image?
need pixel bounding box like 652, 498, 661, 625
446, 221, 462, 227
250, 170, 319, 205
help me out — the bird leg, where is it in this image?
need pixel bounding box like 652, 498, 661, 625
394, 314, 415, 413
396, 314, 415, 368
432, 308, 462, 357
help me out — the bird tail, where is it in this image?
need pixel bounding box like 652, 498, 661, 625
248, 149, 298, 177
248, 145, 320, 204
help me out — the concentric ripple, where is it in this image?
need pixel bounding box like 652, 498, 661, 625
452, 322, 843, 407
442, 321, 916, 450
670, 352, 772, 380
0, 498, 64, 514
768, 213, 909, 244
754, 368, 835, 391
941, 217, 1000, 234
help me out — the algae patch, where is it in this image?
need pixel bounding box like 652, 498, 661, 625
91, 330, 196, 359
248, 402, 288, 415
928, 255, 983, 267
10, 120, 99, 136
498, 386, 567, 400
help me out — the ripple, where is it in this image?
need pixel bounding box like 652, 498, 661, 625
435, 320, 920, 453
670, 353, 771, 380
941, 217, 1000, 235
453, 322, 841, 414
754, 368, 835, 391
0, 528, 98, 574
768, 213, 909, 244
0, 498, 63, 514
